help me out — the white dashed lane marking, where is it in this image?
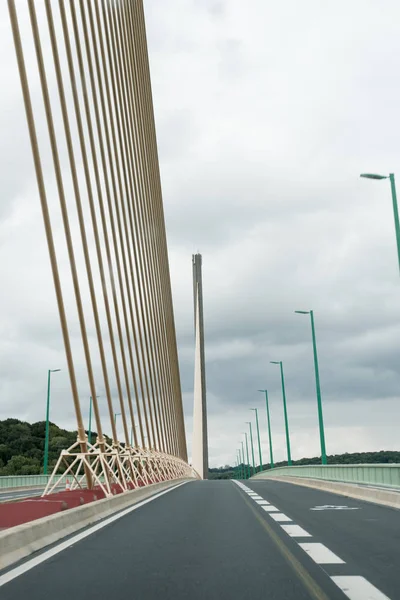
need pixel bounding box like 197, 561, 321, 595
234, 481, 392, 599
331, 576, 390, 600
298, 542, 345, 565
270, 512, 292, 522
280, 524, 312, 538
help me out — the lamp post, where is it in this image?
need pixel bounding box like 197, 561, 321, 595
258, 389, 274, 469
270, 361, 292, 465
238, 448, 242, 479
240, 441, 247, 479
295, 310, 327, 464
250, 408, 263, 472
244, 432, 252, 479
246, 421, 256, 475
360, 173, 400, 275
238, 450, 244, 480
44, 368, 61, 475
237, 451, 242, 479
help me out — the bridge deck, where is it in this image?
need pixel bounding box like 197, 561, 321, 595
1, 479, 397, 599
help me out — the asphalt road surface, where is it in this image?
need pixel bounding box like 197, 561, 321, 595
0, 479, 398, 599
0, 485, 64, 503
0, 488, 46, 503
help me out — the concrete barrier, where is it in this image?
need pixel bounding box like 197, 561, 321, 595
256, 474, 400, 509
0, 478, 193, 571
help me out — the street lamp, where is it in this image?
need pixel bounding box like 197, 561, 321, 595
295, 310, 327, 464
270, 361, 292, 465
237, 450, 244, 480
114, 412, 121, 425
240, 441, 247, 479
244, 432, 251, 479
241, 441, 248, 479
246, 421, 256, 475
44, 368, 61, 475
360, 173, 400, 274
258, 390, 274, 469
250, 408, 263, 472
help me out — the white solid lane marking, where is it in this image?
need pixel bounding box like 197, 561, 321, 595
261, 505, 279, 512
280, 524, 312, 538
299, 543, 345, 564
251, 496, 263, 500
269, 513, 292, 522
255, 500, 269, 505
331, 576, 390, 600
0, 481, 188, 588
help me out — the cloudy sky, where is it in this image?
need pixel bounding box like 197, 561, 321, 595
2, 0, 400, 468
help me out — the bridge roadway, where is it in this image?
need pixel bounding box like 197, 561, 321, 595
0, 488, 52, 503
0, 479, 398, 599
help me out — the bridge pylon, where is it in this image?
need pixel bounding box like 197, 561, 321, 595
192, 254, 209, 479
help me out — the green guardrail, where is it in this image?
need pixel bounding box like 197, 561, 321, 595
252, 464, 400, 489
0, 474, 75, 490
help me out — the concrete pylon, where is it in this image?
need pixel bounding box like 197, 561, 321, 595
192, 254, 208, 479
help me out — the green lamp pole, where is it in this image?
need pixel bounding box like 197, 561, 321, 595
114, 412, 121, 425
295, 310, 327, 464
238, 448, 243, 479
360, 173, 400, 274
243, 433, 251, 479
44, 368, 61, 475
241, 441, 247, 479
258, 389, 274, 469
250, 408, 263, 472
237, 451, 242, 479
246, 421, 256, 475
270, 361, 292, 465
239, 450, 244, 480
244, 432, 252, 479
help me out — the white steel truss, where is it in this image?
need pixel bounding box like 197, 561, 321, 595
43, 438, 199, 497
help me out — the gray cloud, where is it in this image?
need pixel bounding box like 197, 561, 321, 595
2, 0, 400, 469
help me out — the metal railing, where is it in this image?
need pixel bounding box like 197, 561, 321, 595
252, 464, 400, 489
0, 474, 75, 490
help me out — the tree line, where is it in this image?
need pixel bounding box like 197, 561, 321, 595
1, 418, 399, 476
0, 418, 100, 475
208, 450, 400, 479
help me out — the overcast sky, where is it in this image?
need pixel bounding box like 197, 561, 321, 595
1, 1, 400, 468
